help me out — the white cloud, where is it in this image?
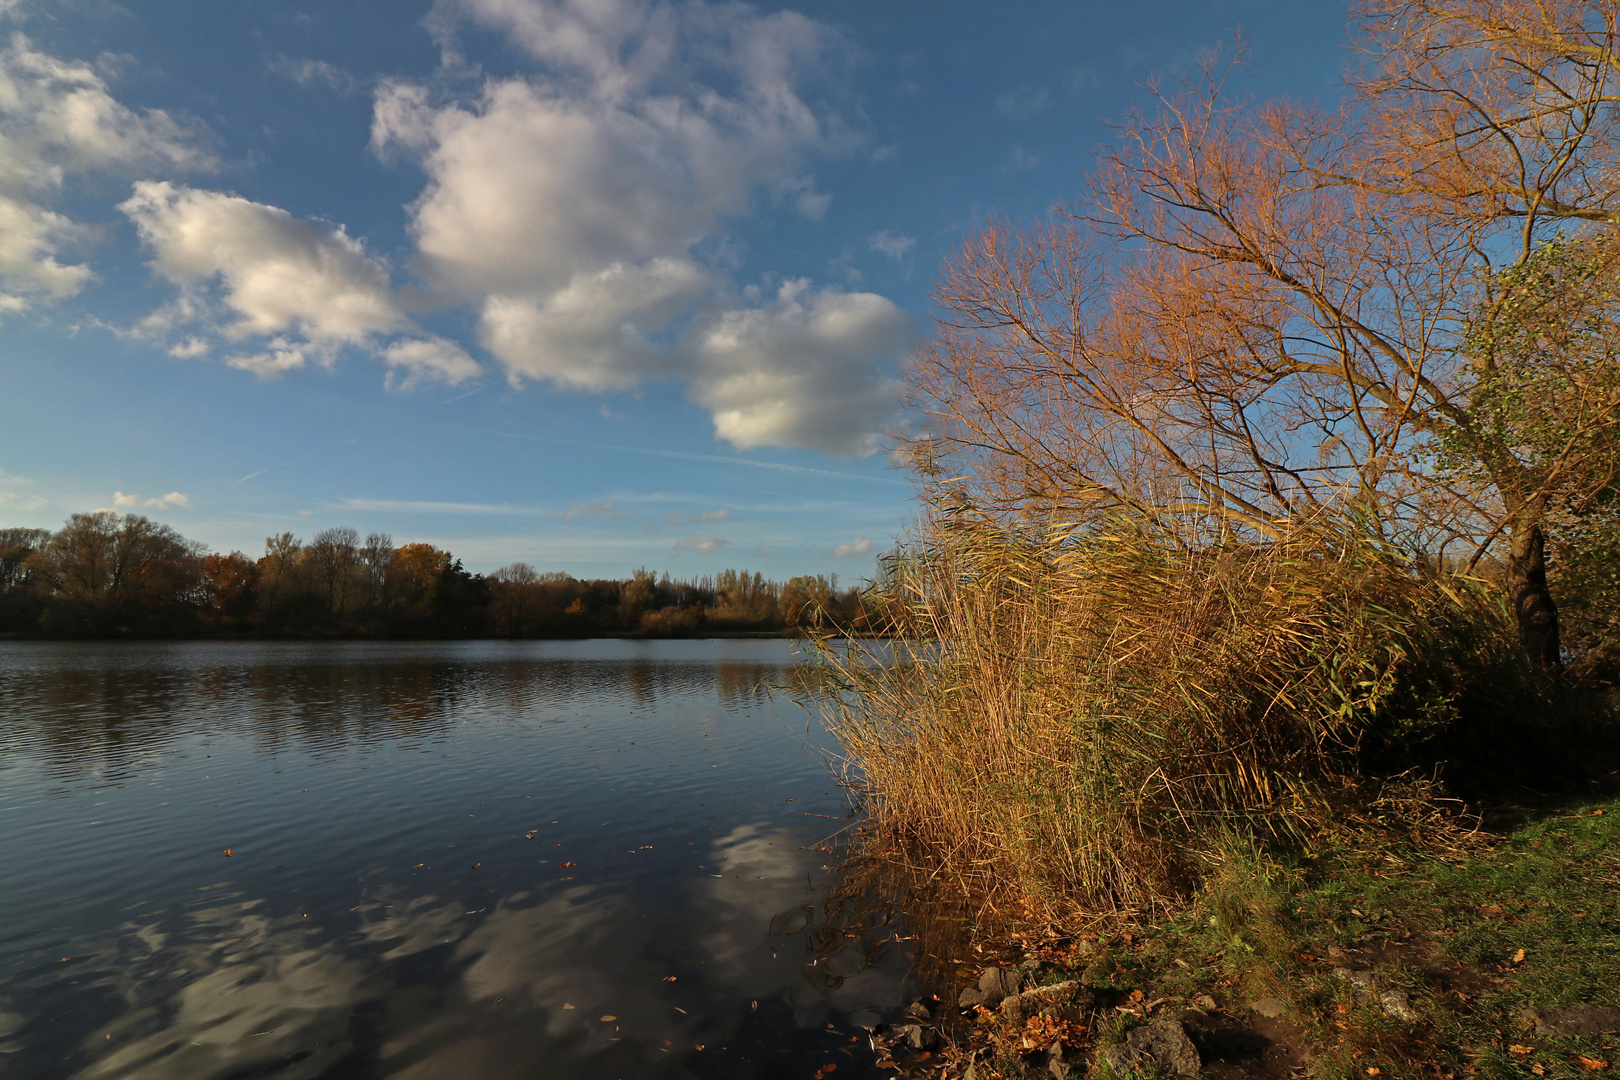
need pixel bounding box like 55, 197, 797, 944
0, 35, 205, 310
693, 507, 729, 523
379, 335, 482, 386
367, 0, 909, 455
868, 229, 913, 263
121, 181, 405, 347
691, 280, 911, 456
478, 258, 711, 390
121, 183, 481, 387
827, 537, 874, 557
112, 490, 191, 510
674, 536, 726, 554
266, 55, 359, 94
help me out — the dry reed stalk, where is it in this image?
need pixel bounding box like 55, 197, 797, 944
811, 512, 1535, 925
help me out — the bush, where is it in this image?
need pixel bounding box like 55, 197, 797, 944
813, 512, 1601, 924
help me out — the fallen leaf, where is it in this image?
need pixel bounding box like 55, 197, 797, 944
661, 976, 677, 982
1576, 1056, 1609, 1072
1532, 1065, 1546, 1076
1510, 1045, 1533, 1057
471, 862, 481, 869
562, 1004, 574, 1010
695, 1044, 705, 1051
221, 848, 233, 857
1367, 1069, 1382, 1078
600, 1015, 617, 1022
558, 862, 575, 869
1512, 949, 1526, 964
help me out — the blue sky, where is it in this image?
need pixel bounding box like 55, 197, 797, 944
0, 0, 1348, 579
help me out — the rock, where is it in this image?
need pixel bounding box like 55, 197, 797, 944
1518, 1005, 1620, 1036
1047, 1039, 1077, 1079
904, 997, 937, 1022
1379, 990, 1417, 1022
1192, 993, 1218, 1011
1101, 1020, 1202, 1076
957, 985, 988, 1009
976, 966, 1025, 1007
892, 1023, 939, 1052
1251, 996, 1288, 1018
1073, 938, 1100, 958
1000, 980, 1081, 1025
1333, 967, 1379, 1003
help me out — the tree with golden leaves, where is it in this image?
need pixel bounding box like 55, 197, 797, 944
912, 1, 1620, 671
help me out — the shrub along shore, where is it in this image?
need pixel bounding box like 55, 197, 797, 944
0, 512, 894, 639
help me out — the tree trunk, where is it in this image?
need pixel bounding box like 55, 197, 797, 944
1507, 523, 1563, 674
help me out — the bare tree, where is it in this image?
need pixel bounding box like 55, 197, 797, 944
307, 527, 361, 619
912, 4, 1620, 670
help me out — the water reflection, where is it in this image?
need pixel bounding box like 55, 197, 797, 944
0, 641, 915, 1080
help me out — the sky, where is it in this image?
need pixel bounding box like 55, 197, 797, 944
0, 0, 1352, 579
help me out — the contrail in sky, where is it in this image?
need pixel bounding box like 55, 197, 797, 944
439, 425, 911, 487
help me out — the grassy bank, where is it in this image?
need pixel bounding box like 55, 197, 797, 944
871, 791, 1620, 1079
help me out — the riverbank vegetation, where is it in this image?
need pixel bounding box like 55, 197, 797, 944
813, 3, 1620, 1074
0, 514, 878, 638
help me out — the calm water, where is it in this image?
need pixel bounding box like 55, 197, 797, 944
0, 640, 914, 1080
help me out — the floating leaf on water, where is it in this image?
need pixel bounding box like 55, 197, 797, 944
558, 862, 575, 869
600, 1015, 617, 1022
562, 1004, 575, 1010
221, 849, 233, 857
661, 976, 677, 982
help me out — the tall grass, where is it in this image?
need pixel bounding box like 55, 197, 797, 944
816, 513, 1576, 925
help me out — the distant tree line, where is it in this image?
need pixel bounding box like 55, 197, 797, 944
0, 512, 893, 639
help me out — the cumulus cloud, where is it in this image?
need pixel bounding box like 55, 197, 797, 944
673, 536, 726, 554
112, 490, 191, 510
827, 537, 874, 557
367, 0, 911, 454
120, 182, 481, 385
379, 335, 481, 386
692, 280, 910, 455
0, 35, 205, 311
122, 181, 405, 345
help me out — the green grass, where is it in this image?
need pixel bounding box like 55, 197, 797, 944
969, 795, 1620, 1079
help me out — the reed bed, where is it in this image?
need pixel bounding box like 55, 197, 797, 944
816, 514, 1557, 925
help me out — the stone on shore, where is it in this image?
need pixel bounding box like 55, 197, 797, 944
998, 979, 1081, 1024
960, 966, 1024, 1009
1101, 1020, 1201, 1076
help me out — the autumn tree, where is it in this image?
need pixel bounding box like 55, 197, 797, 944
199, 552, 260, 630
307, 526, 361, 621
0, 527, 50, 633
359, 532, 395, 613
256, 532, 305, 627
26, 512, 204, 634
913, 2, 1620, 671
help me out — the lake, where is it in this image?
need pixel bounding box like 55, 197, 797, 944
0, 640, 916, 1080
